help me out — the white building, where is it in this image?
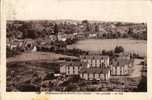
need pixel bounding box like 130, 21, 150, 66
60, 62, 86, 75
110, 58, 132, 76
80, 55, 109, 67
79, 67, 110, 81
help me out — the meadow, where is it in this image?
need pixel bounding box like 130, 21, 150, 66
68, 39, 147, 57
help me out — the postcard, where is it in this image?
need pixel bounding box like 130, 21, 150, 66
1, 0, 152, 100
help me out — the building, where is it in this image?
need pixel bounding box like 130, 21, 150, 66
57, 32, 67, 41
80, 54, 109, 67
60, 62, 86, 75
110, 58, 132, 76
116, 26, 129, 36
23, 39, 36, 51
60, 53, 133, 81
79, 67, 110, 81
49, 35, 57, 41
60, 54, 111, 81
8, 39, 24, 50
8, 39, 36, 51
79, 54, 110, 81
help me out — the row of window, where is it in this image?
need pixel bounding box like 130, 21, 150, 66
66, 66, 80, 74
81, 56, 109, 60
111, 67, 128, 75
80, 73, 108, 80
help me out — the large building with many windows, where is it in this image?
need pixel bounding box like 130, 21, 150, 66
79, 66, 110, 81
80, 54, 109, 67
60, 62, 86, 75
60, 53, 134, 81
110, 57, 133, 76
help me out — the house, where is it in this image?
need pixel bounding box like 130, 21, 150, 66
79, 67, 110, 81
9, 39, 24, 50
23, 39, 36, 51
49, 35, 57, 41
80, 54, 109, 67
57, 32, 67, 41
115, 52, 131, 59
76, 33, 86, 40
116, 26, 129, 36
60, 62, 87, 75
110, 58, 132, 76
88, 33, 97, 38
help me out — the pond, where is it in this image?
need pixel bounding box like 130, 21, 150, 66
67, 39, 147, 56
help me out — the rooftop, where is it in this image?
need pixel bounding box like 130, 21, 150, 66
61, 61, 87, 67
112, 57, 131, 67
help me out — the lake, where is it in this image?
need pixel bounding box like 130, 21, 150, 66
67, 39, 147, 56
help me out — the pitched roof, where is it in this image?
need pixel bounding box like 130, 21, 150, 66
80, 55, 109, 59
62, 61, 87, 67
112, 57, 131, 67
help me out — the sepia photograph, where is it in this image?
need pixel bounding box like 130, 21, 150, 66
6, 20, 147, 92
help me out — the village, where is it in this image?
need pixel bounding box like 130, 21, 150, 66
6, 20, 147, 92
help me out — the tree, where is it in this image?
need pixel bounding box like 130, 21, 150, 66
136, 76, 147, 92
114, 46, 124, 53
82, 20, 89, 24
6, 47, 20, 58
102, 49, 106, 55
94, 24, 99, 32
54, 23, 58, 34
82, 20, 90, 32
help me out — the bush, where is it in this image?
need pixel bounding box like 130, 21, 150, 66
136, 76, 147, 92
6, 47, 20, 58
114, 46, 124, 53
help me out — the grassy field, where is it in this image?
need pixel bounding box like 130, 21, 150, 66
68, 39, 147, 57
7, 51, 77, 63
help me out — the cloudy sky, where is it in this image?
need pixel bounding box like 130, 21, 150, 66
4, 0, 152, 22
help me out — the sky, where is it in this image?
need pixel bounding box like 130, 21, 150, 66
4, 0, 152, 22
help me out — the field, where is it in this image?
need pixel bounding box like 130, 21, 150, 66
68, 39, 147, 57
7, 51, 76, 91
7, 51, 77, 63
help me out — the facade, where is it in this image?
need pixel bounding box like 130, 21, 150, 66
7, 39, 36, 51
8, 39, 24, 50
76, 33, 86, 40
79, 67, 110, 81
110, 58, 132, 76
57, 33, 67, 41
60, 54, 111, 81
60, 62, 86, 75
80, 54, 109, 67
60, 54, 133, 81
49, 35, 57, 41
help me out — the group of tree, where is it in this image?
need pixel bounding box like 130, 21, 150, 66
6, 46, 21, 58
134, 76, 147, 92
114, 46, 124, 53
7, 20, 147, 40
